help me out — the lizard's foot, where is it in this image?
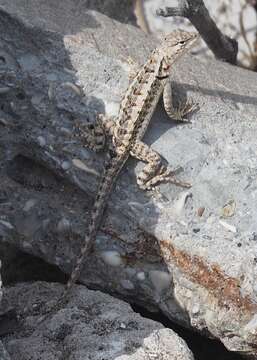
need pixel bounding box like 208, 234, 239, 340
73, 116, 106, 152
73, 114, 116, 152
131, 140, 191, 191
172, 98, 198, 122
142, 166, 191, 190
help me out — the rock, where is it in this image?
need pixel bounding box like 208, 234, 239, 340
0, 263, 11, 360
0, 282, 194, 360
1, 0, 257, 357
0, 260, 2, 304
0, 341, 11, 360
0, 0, 136, 28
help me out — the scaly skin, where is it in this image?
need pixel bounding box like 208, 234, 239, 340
66, 30, 198, 291
42, 30, 199, 318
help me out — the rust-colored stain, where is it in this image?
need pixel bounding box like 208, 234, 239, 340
160, 239, 257, 313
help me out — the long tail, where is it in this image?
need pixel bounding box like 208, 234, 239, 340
66, 153, 127, 292
37, 154, 127, 324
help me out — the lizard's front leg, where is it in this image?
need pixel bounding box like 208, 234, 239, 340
163, 80, 197, 121
130, 140, 191, 190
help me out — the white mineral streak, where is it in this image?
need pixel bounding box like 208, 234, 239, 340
244, 314, 257, 334
172, 191, 191, 216
23, 199, 37, 212
0, 220, 14, 229
149, 270, 171, 293
72, 159, 99, 176
219, 220, 237, 233
137, 272, 146, 281
120, 279, 135, 290
100, 250, 123, 267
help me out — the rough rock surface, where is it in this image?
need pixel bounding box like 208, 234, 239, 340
0, 0, 137, 28
0, 262, 11, 360
0, 260, 2, 304
0, 341, 11, 360
1, 0, 257, 357
0, 282, 194, 360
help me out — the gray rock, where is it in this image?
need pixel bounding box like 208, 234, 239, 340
0, 341, 11, 360
1, 282, 194, 360
0, 262, 11, 360
1, 0, 257, 356
0, 260, 2, 304
0, 261, 10, 360
0, 0, 136, 28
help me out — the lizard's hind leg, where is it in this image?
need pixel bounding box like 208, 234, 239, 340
130, 141, 191, 190
74, 114, 115, 152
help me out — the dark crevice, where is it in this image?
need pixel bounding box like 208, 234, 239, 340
131, 304, 245, 360
1, 243, 67, 286
0, 245, 246, 359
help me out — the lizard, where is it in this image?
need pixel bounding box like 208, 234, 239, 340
44, 30, 199, 317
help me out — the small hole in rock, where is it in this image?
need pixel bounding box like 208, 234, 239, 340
16, 92, 26, 100
0, 56, 6, 64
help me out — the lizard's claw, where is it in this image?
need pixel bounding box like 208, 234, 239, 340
141, 165, 191, 190
172, 98, 198, 122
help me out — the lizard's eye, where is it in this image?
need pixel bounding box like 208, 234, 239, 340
179, 40, 185, 44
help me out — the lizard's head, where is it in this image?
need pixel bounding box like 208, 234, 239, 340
160, 30, 199, 65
